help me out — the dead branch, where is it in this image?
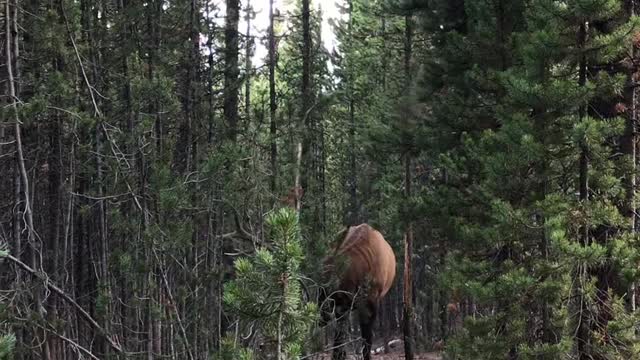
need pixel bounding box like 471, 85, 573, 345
37, 324, 101, 360
372, 339, 402, 354
298, 337, 363, 360
151, 248, 195, 360
59, 2, 100, 117
5, 254, 124, 354
6, 0, 37, 260
211, 199, 256, 241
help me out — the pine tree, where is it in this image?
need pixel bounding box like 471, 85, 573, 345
223, 207, 317, 359
418, 0, 640, 358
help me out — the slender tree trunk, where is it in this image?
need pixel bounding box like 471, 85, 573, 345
224, 0, 240, 142
574, 19, 591, 359
402, 13, 415, 360
6, 0, 49, 355
244, 0, 252, 128
623, 0, 637, 315
381, 15, 387, 89
402, 157, 415, 360
204, 3, 219, 350
7, 0, 24, 355
320, 119, 327, 233
47, 10, 65, 356
344, 0, 357, 226
294, 0, 311, 213
534, 96, 552, 345
149, 0, 163, 152
206, 0, 216, 145
346, 97, 357, 224
294, 142, 303, 214
174, 0, 200, 172
269, 0, 278, 193
94, 40, 110, 360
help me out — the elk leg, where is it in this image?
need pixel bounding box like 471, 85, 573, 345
359, 300, 377, 360
332, 315, 347, 360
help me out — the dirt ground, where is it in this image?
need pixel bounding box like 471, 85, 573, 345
311, 338, 442, 360
312, 351, 442, 360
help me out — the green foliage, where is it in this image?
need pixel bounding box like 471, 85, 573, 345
211, 337, 254, 360
0, 243, 8, 259
0, 290, 15, 360
8, 0, 640, 357
418, 0, 640, 358
0, 333, 16, 360
223, 207, 318, 359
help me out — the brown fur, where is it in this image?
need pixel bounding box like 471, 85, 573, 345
319, 224, 396, 360
433, 339, 445, 351
331, 224, 396, 301
280, 186, 303, 208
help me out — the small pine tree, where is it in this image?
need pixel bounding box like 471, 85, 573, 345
223, 207, 317, 360
213, 337, 255, 360
0, 246, 15, 360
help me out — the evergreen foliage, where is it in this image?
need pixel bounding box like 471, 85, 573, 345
3, 0, 640, 358
224, 207, 317, 359
0, 333, 16, 360
419, 0, 640, 358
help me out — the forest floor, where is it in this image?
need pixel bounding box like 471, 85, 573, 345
312, 338, 442, 360
313, 350, 442, 360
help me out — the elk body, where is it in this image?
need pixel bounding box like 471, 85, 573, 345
318, 223, 396, 360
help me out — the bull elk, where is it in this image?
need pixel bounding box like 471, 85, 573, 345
318, 223, 396, 360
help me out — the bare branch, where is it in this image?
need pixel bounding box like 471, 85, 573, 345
39, 326, 101, 360
152, 248, 195, 360
5, 254, 124, 354
59, 2, 101, 117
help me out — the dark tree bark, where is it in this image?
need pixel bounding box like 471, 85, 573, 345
294, 0, 311, 214
148, 0, 163, 152
174, 0, 201, 172
244, 0, 252, 129
346, 97, 357, 224
623, 0, 637, 314
224, 0, 240, 142
344, 0, 357, 226
206, 0, 216, 145
6, 0, 26, 356
300, 0, 310, 123
269, 0, 278, 193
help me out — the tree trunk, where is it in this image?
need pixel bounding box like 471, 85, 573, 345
174, 0, 200, 172
623, 0, 637, 314
7, 0, 24, 355
206, 0, 216, 145
346, 97, 357, 225
269, 0, 278, 193
574, 19, 591, 359
343, 0, 357, 226
244, 0, 252, 130
294, 0, 311, 213
402, 13, 415, 360
402, 156, 414, 360
224, 0, 240, 142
